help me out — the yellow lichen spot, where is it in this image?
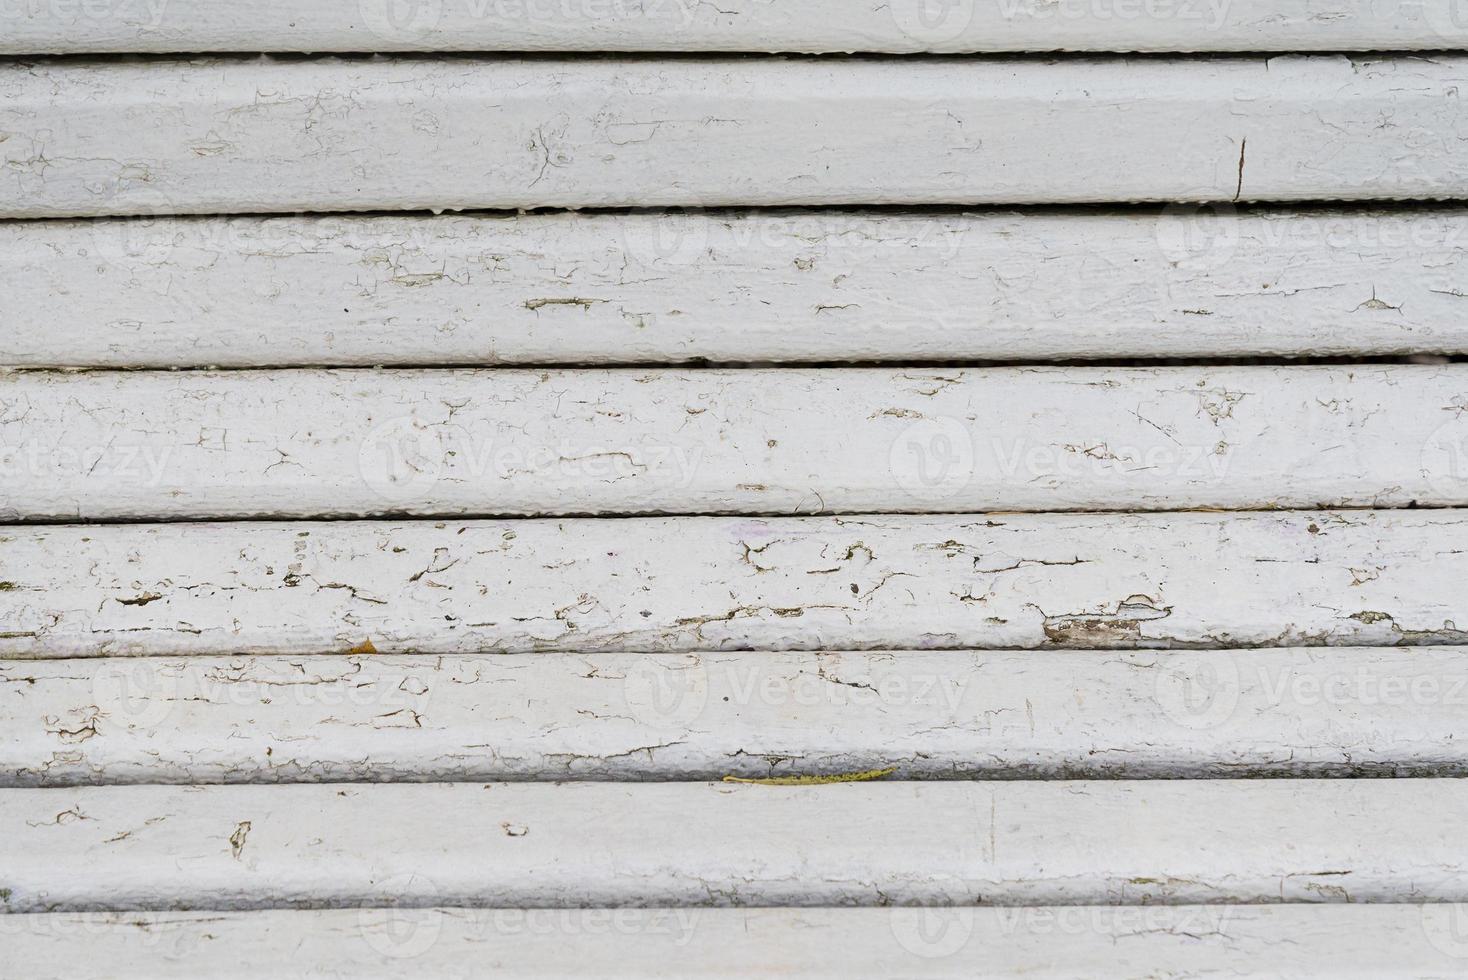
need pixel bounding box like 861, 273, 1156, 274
349, 638, 379, 655
721, 766, 898, 786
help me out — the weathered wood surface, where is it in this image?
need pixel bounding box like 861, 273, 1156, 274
5, 905, 1468, 979
4, 780, 1465, 910
7, 209, 1467, 368
2, 512, 1463, 659
8, 0, 1467, 54
5, 365, 1467, 520
7, 648, 1468, 786
5, 57, 1466, 217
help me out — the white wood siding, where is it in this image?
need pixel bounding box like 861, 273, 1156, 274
4, 905, 1467, 979
2, 511, 1462, 659
7, 648, 1468, 786
4, 6, 1466, 969
5, 57, 1468, 217
6, 209, 1466, 368
7, 0, 1468, 54
4, 365, 1467, 520
5, 780, 1466, 911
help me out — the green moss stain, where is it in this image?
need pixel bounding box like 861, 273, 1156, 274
722, 766, 898, 786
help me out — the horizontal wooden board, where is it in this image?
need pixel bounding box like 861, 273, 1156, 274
8, 648, 1468, 786
2, 511, 1463, 659
8, 209, 1468, 368
6, 905, 1468, 979
4, 56, 1466, 216
4, 365, 1467, 520
3, 780, 1465, 910
8, 0, 1468, 54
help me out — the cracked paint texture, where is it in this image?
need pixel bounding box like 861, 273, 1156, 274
0, 511, 1464, 658
3, 210, 1465, 368
4, 56, 1468, 217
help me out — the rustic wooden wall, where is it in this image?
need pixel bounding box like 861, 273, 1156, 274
4, 3, 1468, 975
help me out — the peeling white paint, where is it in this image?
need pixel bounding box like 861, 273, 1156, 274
0, 511, 1462, 658
6, 904, 1468, 978
5, 648, 1468, 786
5, 209, 1466, 368
1, 365, 1466, 519
3, 780, 1466, 910
1, 12, 1464, 950
6, 0, 1468, 53
4, 56, 1467, 216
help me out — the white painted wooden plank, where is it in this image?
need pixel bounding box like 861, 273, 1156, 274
7, 648, 1468, 786
4, 780, 1465, 910
8, 0, 1468, 54
4, 365, 1466, 520
4, 56, 1465, 217
2, 511, 1463, 659
9, 209, 1468, 368
6, 905, 1468, 979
